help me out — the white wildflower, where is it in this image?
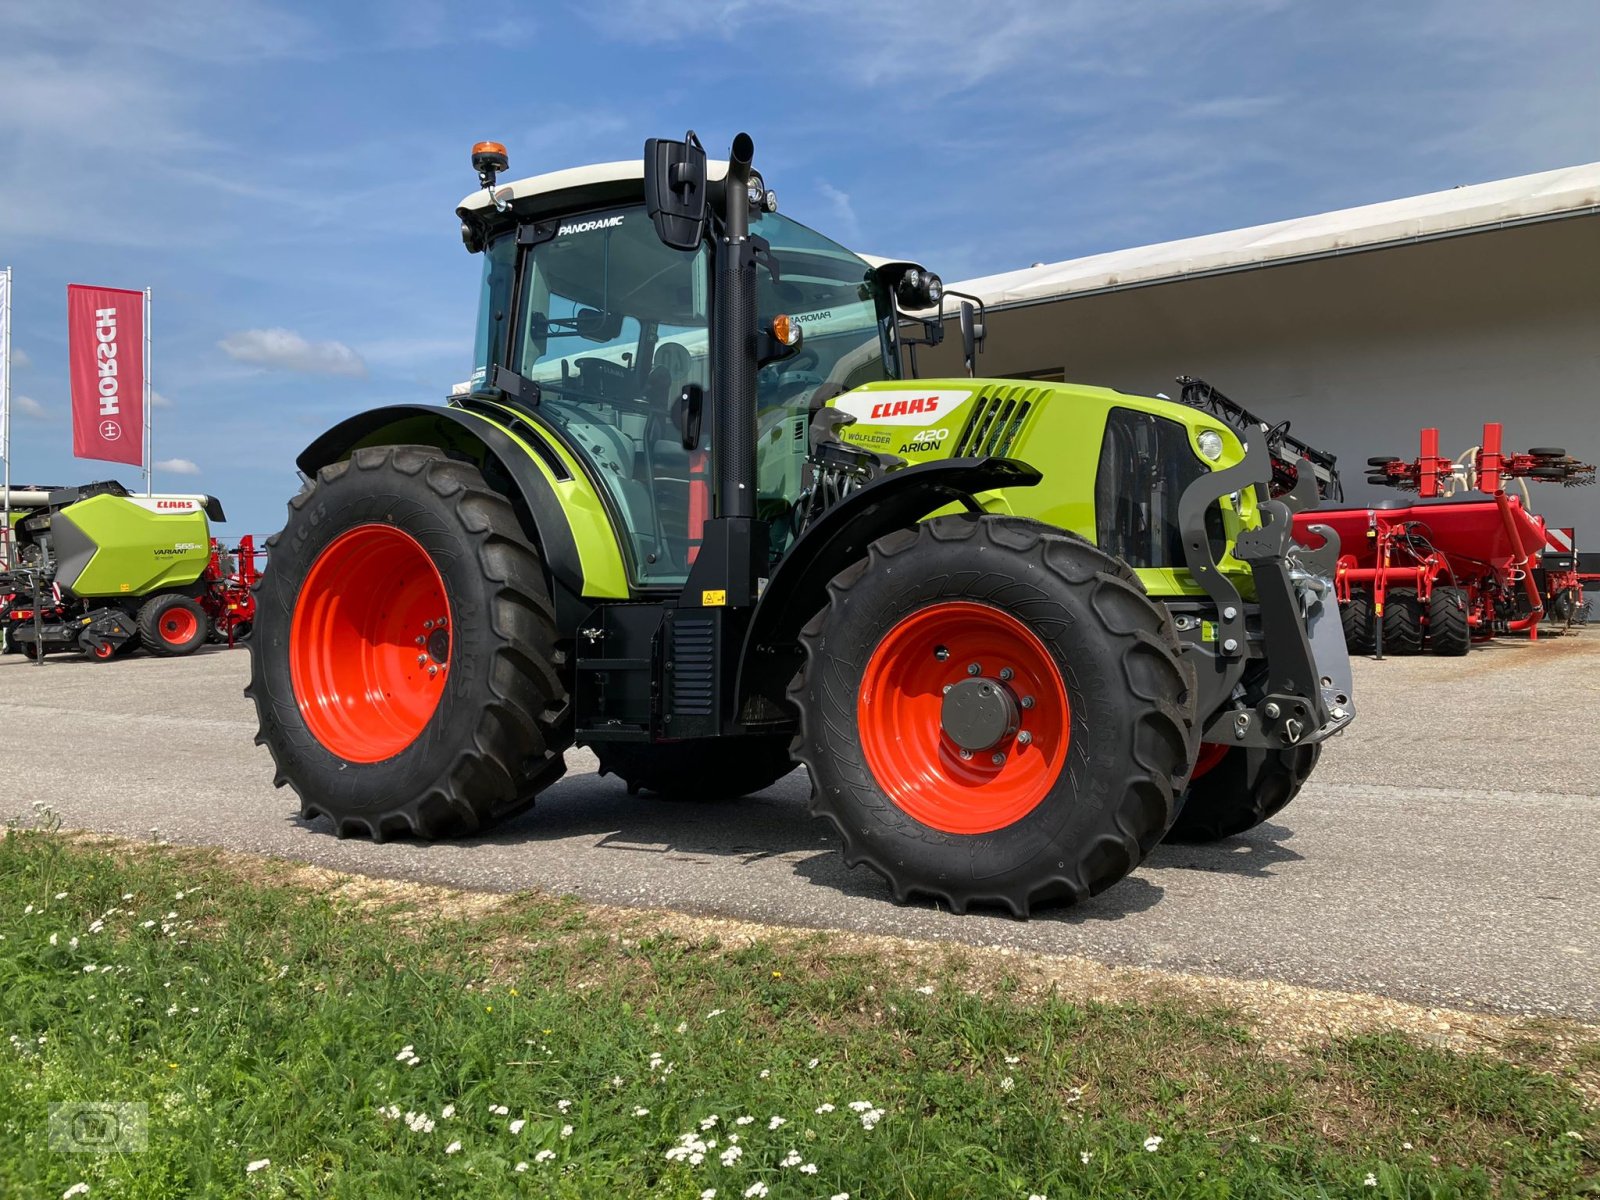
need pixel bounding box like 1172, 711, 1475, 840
1004, 1055, 1020, 1065
676, 1021, 688, 1034
780, 1150, 802, 1167
1080, 1150, 1093, 1164
814, 1103, 835, 1114
735, 1116, 755, 1126
514, 1161, 528, 1172
560, 1124, 573, 1138
720, 1144, 743, 1166
768, 1116, 786, 1130
915, 985, 934, 995
1001, 1077, 1015, 1092
535, 1149, 556, 1163
800, 1163, 818, 1175
632, 1106, 650, 1117
440, 1104, 455, 1119
1363, 1173, 1377, 1187
847, 1100, 874, 1112
860, 1107, 884, 1131
557, 1099, 572, 1113
445, 1140, 462, 1154
55, 892, 68, 900
807, 1057, 819, 1069
744, 1185, 768, 1199
700, 1115, 719, 1130
245, 1159, 270, 1173
63, 1186, 90, 1199
509, 1119, 525, 1135
490, 1104, 509, 1115
1402, 1141, 1413, 1150
1144, 1135, 1163, 1152
830, 1194, 850, 1200
758, 1069, 770, 1079
701, 1190, 718, 1200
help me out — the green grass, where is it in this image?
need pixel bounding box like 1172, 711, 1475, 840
0, 819, 1595, 1200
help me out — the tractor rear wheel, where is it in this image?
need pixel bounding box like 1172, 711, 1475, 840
1341, 591, 1374, 655
138, 594, 209, 657
1164, 743, 1321, 843
1427, 586, 1470, 656
790, 514, 1195, 916
1380, 588, 1424, 654
247, 445, 572, 840
597, 736, 795, 800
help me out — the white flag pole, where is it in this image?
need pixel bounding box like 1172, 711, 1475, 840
2, 266, 12, 566
143, 286, 152, 496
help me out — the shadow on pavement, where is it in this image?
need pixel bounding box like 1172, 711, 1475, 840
1146, 821, 1303, 878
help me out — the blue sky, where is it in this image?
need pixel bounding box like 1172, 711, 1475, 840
2, 0, 1596, 537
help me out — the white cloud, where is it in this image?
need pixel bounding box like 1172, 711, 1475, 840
218, 328, 367, 378
10, 348, 30, 370
150, 390, 175, 409
155, 457, 201, 475
815, 181, 862, 244
12, 394, 49, 419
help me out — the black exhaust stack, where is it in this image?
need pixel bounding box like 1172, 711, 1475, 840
714, 133, 757, 522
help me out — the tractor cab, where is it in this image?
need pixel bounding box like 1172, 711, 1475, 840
460, 162, 917, 579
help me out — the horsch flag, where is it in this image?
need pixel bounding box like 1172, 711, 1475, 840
68, 284, 146, 466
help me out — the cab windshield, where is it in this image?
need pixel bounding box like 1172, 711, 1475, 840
473, 203, 894, 585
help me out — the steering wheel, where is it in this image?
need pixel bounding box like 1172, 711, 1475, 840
761, 347, 826, 404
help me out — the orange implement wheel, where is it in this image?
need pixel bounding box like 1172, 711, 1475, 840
158, 607, 200, 647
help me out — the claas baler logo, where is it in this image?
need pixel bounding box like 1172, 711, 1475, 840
155, 500, 195, 510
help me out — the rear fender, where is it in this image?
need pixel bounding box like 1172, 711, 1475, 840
735, 457, 1041, 722
297, 403, 624, 629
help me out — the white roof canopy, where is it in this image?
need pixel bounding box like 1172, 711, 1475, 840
951, 162, 1600, 310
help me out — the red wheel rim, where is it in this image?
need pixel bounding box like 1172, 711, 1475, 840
94, 642, 116, 660
856, 601, 1070, 835
1190, 742, 1229, 782
289, 524, 451, 764
160, 608, 200, 645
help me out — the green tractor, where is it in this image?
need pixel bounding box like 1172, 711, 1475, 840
1, 481, 231, 660
248, 132, 1354, 914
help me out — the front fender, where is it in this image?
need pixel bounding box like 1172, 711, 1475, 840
298, 403, 621, 628
735, 457, 1041, 721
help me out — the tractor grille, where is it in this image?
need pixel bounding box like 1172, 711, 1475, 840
670, 616, 716, 717
951, 389, 1038, 458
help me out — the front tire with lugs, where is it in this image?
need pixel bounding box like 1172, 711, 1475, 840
790, 515, 1195, 916
1427, 585, 1470, 656
247, 445, 572, 840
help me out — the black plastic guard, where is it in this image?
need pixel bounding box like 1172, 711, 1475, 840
735, 457, 1041, 722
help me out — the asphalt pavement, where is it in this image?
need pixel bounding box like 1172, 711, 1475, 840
2, 633, 1596, 1020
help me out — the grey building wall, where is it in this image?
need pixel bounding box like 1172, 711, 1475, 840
925, 216, 1600, 544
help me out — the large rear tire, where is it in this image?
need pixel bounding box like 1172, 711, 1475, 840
1164, 744, 1321, 843
597, 736, 795, 800
1380, 588, 1424, 655
1427, 585, 1470, 656
789, 515, 1195, 916
247, 445, 572, 840
138, 594, 209, 657
1341, 591, 1374, 655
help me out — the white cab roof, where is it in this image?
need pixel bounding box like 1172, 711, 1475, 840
460, 159, 731, 213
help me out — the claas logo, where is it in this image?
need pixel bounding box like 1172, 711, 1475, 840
868, 396, 939, 420
155, 500, 194, 510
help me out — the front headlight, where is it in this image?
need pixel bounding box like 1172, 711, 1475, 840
1197, 429, 1225, 462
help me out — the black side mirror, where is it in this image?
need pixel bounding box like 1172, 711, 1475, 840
575, 308, 624, 342
644, 131, 708, 251
676, 384, 705, 450
958, 300, 986, 376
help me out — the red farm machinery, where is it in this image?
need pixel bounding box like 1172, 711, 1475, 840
1295, 425, 1593, 657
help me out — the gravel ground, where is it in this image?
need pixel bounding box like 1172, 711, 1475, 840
2, 632, 1596, 1019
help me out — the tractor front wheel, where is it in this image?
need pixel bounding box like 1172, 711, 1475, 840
1164, 743, 1321, 843
1427, 586, 1470, 656
790, 515, 1195, 916
598, 736, 795, 800
138, 594, 209, 657
247, 445, 572, 840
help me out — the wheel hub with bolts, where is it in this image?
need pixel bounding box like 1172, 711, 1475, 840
855, 601, 1069, 836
